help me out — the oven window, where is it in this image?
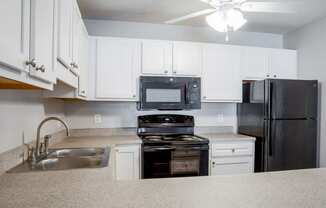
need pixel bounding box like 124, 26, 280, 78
146, 89, 181, 103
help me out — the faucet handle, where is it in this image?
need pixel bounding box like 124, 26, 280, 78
43, 134, 52, 155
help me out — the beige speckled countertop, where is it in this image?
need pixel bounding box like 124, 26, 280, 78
198, 133, 256, 142
1, 167, 326, 208
1, 134, 326, 208
51, 135, 142, 149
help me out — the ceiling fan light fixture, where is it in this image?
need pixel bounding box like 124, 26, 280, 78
227, 9, 247, 31
206, 9, 247, 33
206, 12, 228, 32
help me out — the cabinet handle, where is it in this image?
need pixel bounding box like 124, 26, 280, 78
273, 75, 277, 78
70, 62, 78, 69
26, 59, 37, 68
172, 71, 176, 74
203, 96, 207, 99
36, 65, 45, 72
132, 95, 136, 98
164, 70, 168, 74
266, 75, 270, 78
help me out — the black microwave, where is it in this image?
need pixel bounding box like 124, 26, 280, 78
138, 76, 201, 110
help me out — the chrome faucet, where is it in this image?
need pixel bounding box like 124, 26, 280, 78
34, 117, 70, 161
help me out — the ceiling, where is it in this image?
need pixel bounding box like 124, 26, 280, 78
77, 0, 326, 34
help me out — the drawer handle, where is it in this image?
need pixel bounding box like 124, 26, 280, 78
214, 162, 249, 166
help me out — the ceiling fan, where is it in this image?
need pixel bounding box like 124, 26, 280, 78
165, 0, 299, 41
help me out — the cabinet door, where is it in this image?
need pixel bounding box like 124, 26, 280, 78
211, 157, 253, 175
115, 145, 140, 180
0, 0, 29, 71
29, 0, 55, 83
241, 47, 269, 80
141, 40, 173, 75
269, 49, 297, 79
78, 23, 89, 97
173, 42, 202, 76
71, 1, 82, 76
57, 0, 73, 69
96, 37, 140, 100
202, 44, 242, 102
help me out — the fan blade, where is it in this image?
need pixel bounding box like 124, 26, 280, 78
240, 2, 300, 13
165, 9, 216, 24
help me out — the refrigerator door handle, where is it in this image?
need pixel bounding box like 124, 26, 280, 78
268, 82, 274, 156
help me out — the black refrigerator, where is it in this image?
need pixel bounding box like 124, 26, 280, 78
237, 79, 318, 172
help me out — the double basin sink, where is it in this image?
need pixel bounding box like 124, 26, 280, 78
8, 147, 110, 173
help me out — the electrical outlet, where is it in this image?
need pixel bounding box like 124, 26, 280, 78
217, 114, 224, 123
94, 114, 102, 124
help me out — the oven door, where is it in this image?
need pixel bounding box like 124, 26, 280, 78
142, 145, 209, 179
139, 77, 186, 110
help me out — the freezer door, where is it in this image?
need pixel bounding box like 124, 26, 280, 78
269, 80, 318, 119
266, 119, 317, 171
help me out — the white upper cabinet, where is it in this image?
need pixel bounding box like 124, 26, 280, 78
0, 0, 29, 72
77, 22, 89, 97
57, 0, 73, 69
141, 40, 173, 76
28, 0, 55, 83
241, 47, 298, 80
71, 1, 82, 76
173, 41, 203, 76
202, 44, 242, 102
95, 37, 141, 100
269, 49, 297, 79
241, 47, 270, 80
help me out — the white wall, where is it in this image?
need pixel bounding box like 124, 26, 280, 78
84, 19, 284, 48
284, 16, 326, 167
64, 101, 237, 131
0, 90, 65, 154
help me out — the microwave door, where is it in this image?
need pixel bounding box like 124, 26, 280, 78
140, 82, 186, 110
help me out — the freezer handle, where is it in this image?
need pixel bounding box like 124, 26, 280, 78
268, 82, 273, 156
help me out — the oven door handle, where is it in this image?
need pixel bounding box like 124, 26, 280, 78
177, 146, 209, 151
143, 146, 176, 152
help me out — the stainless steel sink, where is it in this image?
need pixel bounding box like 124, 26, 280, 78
7, 147, 110, 173
47, 147, 106, 158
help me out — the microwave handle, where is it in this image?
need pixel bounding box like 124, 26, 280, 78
185, 85, 190, 104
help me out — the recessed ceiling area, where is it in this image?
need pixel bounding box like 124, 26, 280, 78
77, 0, 326, 34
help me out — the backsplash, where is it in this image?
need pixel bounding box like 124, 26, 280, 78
0, 90, 65, 154
64, 102, 237, 132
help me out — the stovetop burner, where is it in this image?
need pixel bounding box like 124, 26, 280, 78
138, 114, 209, 145
141, 134, 208, 144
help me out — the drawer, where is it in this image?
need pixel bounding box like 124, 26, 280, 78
211, 142, 253, 157
210, 156, 253, 175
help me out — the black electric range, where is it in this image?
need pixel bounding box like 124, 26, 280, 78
138, 114, 209, 179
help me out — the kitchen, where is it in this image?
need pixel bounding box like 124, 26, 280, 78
0, 0, 326, 207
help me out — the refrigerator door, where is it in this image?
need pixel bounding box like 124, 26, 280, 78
266, 119, 317, 171
268, 80, 318, 119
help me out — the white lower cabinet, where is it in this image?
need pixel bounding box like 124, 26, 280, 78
114, 144, 140, 180
210, 140, 255, 176
211, 156, 253, 175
